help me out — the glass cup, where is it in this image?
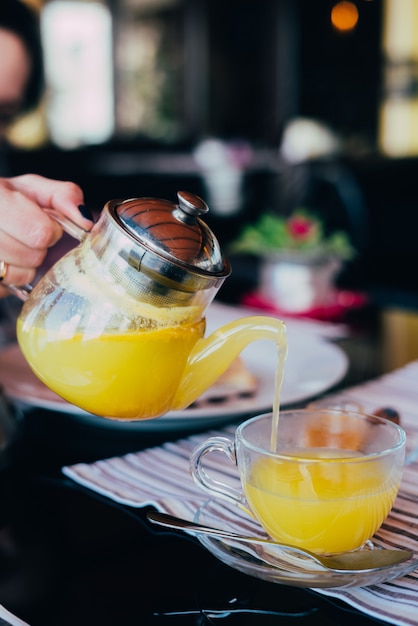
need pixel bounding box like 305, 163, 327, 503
190, 409, 406, 555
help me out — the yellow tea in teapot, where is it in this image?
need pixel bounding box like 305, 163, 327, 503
17, 317, 205, 419
16, 241, 287, 420
13, 190, 288, 421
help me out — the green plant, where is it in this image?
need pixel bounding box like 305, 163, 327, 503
230, 209, 355, 259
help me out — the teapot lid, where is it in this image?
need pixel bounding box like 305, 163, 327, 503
89, 191, 230, 308
113, 191, 228, 275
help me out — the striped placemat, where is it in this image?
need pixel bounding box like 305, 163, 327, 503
63, 360, 418, 626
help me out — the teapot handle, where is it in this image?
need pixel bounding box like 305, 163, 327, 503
42, 207, 91, 242
4, 283, 33, 302
6, 208, 90, 302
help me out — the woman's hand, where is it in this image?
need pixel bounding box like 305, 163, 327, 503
0, 174, 93, 296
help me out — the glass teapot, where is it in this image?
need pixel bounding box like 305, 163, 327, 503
14, 191, 286, 420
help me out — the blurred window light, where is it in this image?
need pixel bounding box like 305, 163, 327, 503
21, 0, 43, 10
379, 0, 418, 155
6, 104, 48, 149
114, 7, 184, 142
41, 1, 114, 148
331, 1, 359, 32
382, 0, 418, 61
379, 98, 418, 156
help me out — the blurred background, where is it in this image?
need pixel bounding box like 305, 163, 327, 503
5, 0, 418, 370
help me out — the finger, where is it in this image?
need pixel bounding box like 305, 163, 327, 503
0, 226, 48, 291
0, 263, 37, 289
0, 178, 67, 250
0, 194, 61, 253
6, 174, 92, 229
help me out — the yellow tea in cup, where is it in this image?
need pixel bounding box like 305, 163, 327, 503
190, 409, 406, 555
245, 449, 400, 554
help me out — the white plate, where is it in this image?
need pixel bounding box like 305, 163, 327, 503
194, 499, 418, 589
0, 304, 348, 432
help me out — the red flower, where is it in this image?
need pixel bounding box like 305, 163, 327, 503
286, 215, 317, 241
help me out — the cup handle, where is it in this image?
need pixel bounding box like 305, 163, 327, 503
189, 436, 245, 507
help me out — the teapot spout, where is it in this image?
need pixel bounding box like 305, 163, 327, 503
172, 315, 287, 411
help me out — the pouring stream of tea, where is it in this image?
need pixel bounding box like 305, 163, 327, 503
270, 334, 287, 452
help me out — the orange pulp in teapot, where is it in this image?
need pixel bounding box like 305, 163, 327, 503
17, 318, 205, 419
244, 449, 400, 554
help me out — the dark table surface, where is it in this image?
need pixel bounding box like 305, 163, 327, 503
0, 303, 398, 626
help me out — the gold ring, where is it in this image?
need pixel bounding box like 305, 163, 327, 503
0, 260, 8, 282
